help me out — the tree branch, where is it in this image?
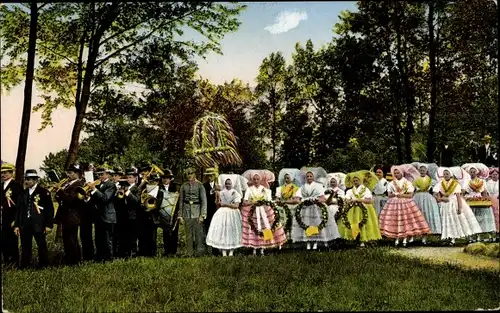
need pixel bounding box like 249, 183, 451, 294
99, 18, 153, 46
37, 3, 49, 11
37, 43, 78, 65
94, 8, 201, 68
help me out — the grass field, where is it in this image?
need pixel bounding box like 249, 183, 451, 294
3, 246, 499, 312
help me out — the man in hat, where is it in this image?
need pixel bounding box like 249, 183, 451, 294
477, 134, 497, 166
53, 164, 85, 265
203, 167, 219, 256
14, 169, 54, 268
137, 172, 162, 257
1, 163, 22, 267
79, 162, 96, 261
88, 167, 117, 262
439, 141, 454, 167
111, 167, 126, 258
178, 167, 207, 257
118, 168, 141, 258
155, 169, 180, 256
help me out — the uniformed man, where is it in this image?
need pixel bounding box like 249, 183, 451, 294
1, 163, 22, 267
54, 164, 85, 265
178, 167, 207, 257
111, 167, 125, 258
14, 169, 54, 268
88, 167, 117, 262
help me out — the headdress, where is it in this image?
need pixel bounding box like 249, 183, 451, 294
390, 164, 420, 182
278, 168, 302, 187
461, 163, 489, 179
298, 167, 327, 186
345, 170, 378, 191
242, 169, 275, 189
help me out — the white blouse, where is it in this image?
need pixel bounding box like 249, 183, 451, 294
345, 185, 372, 200
486, 180, 499, 195
387, 178, 415, 195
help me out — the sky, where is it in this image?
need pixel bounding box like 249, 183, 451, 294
0, 1, 358, 174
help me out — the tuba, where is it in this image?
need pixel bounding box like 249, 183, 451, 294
141, 185, 159, 212
75, 180, 101, 200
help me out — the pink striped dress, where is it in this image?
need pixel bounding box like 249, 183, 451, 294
241, 185, 287, 248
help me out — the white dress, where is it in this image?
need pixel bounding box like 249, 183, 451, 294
206, 188, 243, 250
433, 179, 482, 239
372, 178, 388, 215
291, 181, 340, 243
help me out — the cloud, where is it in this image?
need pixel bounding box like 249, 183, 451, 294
264, 10, 308, 34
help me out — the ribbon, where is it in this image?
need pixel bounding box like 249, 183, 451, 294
305, 226, 319, 237
351, 223, 360, 238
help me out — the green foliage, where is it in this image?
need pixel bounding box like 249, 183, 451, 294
3, 248, 499, 312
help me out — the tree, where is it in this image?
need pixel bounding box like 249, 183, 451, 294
1, 2, 247, 168
14, 2, 42, 182
254, 52, 287, 170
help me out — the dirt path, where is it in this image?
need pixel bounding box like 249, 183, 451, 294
388, 246, 500, 272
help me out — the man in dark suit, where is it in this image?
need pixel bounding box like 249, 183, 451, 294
111, 167, 126, 258
1, 163, 22, 267
477, 134, 498, 167
88, 167, 117, 262
137, 172, 161, 257
118, 169, 141, 258
79, 162, 95, 261
203, 168, 218, 256
439, 142, 454, 167
54, 164, 85, 265
14, 169, 54, 269
155, 169, 180, 256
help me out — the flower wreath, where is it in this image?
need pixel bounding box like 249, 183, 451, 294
334, 196, 368, 230
277, 202, 293, 232
294, 198, 328, 232
247, 200, 281, 237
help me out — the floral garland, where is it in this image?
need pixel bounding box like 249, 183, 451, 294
247, 200, 281, 237
294, 198, 328, 232
334, 192, 368, 230
278, 203, 293, 232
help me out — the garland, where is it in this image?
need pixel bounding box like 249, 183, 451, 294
334, 194, 368, 231
247, 200, 281, 237
277, 202, 293, 232
294, 198, 328, 234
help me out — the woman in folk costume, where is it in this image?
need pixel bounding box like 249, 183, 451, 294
461, 163, 496, 242
206, 175, 243, 256
379, 164, 430, 247
412, 163, 441, 244
241, 170, 287, 255
486, 168, 499, 239
337, 170, 381, 246
372, 167, 389, 216
292, 169, 339, 250
433, 168, 480, 245
275, 169, 302, 239
323, 174, 344, 236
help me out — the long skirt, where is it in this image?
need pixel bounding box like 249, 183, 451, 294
379, 198, 430, 238
291, 203, 340, 243
206, 207, 243, 250
373, 195, 388, 216
470, 206, 496, 233
241, 204, 287, 249
337, 203, 382, 242
491, 194, 499, 232
455, 198, 483, 236
440, 199, 466, 240
413, 192, 442, 234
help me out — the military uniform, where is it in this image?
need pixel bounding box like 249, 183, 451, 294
179, 176, 207, 257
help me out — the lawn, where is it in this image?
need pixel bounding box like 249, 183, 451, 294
3, 247, 499, 312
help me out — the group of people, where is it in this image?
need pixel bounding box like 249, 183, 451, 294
1, 158, 499, 269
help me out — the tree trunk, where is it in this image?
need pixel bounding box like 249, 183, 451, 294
15, 1, 38, 182
426, 1, 438, 163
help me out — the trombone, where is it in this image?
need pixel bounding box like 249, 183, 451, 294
75, 180, 101, 200
48, 178, 69, 193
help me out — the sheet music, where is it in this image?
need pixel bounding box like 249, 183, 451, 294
84, 171, 94, 183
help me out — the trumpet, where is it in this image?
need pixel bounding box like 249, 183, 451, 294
141, 186, 159, 212
48, 178, 69, 193
75, 180, 101, 200
116, 179, 129, 199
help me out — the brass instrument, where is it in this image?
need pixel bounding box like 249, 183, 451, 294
48, 178, 69, 193
75, 180, 101, 200
141, 185, 159, 212
116, 179, 129, 199
140, 164, 164, 185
